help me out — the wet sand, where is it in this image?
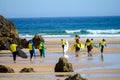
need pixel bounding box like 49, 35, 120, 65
0, 38, 120, 80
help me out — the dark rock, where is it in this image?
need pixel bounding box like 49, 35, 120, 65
54, 57, 73, 72
0, 15, 20, 50
20, 39, 29, 48
65, 73, 87, 80
32, 34, 45, 48
20, 68, 35, 73
0, 65, 14, 73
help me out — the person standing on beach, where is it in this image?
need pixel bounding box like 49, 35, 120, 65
28, 40, 34, 61
85, 39, 92, 57
39, 41, 46, 58
61, 39, 66, 54
10, 41, 18, 63
74, 40, 81, 57
99, 39, 106, 54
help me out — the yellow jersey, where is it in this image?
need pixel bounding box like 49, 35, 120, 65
10, 44, 17, 52
28, 43, 33, 50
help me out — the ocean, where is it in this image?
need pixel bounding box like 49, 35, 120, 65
9, 16, 120, 39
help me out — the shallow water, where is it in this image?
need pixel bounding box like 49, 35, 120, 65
0, 52, 120, 79
0, 73, 120, 78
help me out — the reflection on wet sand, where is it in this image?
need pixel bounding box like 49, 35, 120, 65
0, 52, 120, 79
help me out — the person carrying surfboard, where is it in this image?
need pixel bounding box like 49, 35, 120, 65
10, 41, 18, 63
28, 40, 34, 61
85, 39, 92, 57
99, 39, 106, 54
74, 40, 81, 57
39, 41, 45, 58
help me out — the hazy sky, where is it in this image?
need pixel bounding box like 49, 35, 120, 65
0, 0, 120, 18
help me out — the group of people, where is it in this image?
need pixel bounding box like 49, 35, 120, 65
9, 35, 106, 63
28, 40, 45, 61
61, 35, 106, 58
10, 40, 45, 63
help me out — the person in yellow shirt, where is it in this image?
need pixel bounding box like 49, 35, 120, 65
28, 40, 34, 61
39, 41, 45, 58
99, 39, 106, 54
85, 39, 92, 57
10, 41, 18, 63
61, 39, 66, 54
74, 40, 81, 57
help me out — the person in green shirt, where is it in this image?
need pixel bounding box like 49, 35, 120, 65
39, 41, 45, 58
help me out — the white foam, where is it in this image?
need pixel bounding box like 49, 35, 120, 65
87, 29, 120, 34
80, 34, 120, 38
65, 30, 80, 34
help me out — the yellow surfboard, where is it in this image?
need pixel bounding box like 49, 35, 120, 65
70, 43, 84, 51
81, 43, 85, 48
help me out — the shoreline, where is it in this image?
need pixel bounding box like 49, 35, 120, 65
0, 37, 120, 54
0, 37, 120, 80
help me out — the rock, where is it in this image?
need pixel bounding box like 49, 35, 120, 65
0, 65, 14, 73
32, 34, 45, 48
20, 39, 29, 48
54, 57, 73, 72
20, 68, 35, 73
0, 15, 20, 50
65, 73, 87, 80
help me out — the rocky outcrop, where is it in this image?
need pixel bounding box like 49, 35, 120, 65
0, 15, 20, 50
65, 73, 87, 80
0, 15, 45, 49
32, 34, 44, 48
20, 68, 35, 73
0, 65, 14, 73
54, 57, 73, 72
20, 39, 29, 48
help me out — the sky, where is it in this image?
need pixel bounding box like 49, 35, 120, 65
0, 0, 120, 18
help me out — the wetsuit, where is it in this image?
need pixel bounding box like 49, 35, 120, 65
39, 42, 45, 57
28, 43, 34, 60
99, 40, 106, 53
10, 44, 18, 63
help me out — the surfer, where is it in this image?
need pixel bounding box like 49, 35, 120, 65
74, 40, 81, 57
28, 40, 34, 61
39, 41, 45, 58
99, 39, 106, 54
85, 39, 92, 57
61, 39, 66, 54
10, 41, 18, 63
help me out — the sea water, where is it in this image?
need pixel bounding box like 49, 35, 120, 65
8, 16, 120, 39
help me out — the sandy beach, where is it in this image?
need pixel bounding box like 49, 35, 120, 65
0, 38, 120, 80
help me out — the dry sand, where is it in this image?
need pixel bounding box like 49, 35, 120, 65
0, 38, 120, 80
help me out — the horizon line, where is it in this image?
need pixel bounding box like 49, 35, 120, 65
6, 15, 120, 19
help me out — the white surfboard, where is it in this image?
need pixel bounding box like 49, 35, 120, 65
63, 40, 69, 58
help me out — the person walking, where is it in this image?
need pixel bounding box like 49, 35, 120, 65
99, 39, 106, 54
28, 40, 34, 61
39, 41, 45, 58
74, 40, 81, 57
10, 41, 18, 63
85, 39, 92, 57
61, 39, 66, 54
